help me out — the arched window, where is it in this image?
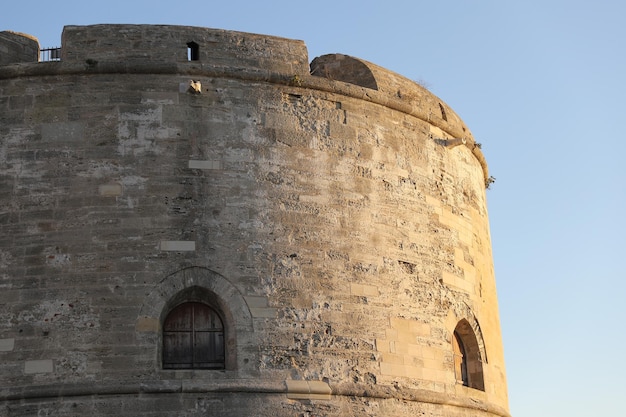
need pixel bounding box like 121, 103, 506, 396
453, 320, 485, 391
163, 302, 225, 369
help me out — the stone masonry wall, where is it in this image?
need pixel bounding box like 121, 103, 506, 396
0, 25, 508, 417
0, 31, 39, 65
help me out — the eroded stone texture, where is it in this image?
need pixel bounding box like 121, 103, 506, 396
0, 24, 509, 416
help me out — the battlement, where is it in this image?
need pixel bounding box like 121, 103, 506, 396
59, 24, 310, 75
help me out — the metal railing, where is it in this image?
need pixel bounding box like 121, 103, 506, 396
40, 47, 61, 62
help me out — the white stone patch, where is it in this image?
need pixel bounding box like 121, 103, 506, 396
98, 183, 123, 197
159, 241, 196, 251
0, 338, 15, 351
24, 359, 54, 374
188, 160, 222, 170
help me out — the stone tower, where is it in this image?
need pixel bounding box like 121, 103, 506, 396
0, 25, 509, 416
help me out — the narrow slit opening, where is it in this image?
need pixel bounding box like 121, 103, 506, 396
439, 103, 448, 121
187, 42, 199, 61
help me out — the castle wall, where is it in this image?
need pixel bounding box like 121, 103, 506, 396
0, 25, 508, 416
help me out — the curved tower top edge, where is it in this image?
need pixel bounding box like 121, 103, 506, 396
0, 23, 489, 184
0, 30, 40, 65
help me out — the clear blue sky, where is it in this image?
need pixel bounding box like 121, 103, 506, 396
3, 1, 625, 416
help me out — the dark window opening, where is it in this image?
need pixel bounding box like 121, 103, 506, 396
163, 302, 224, 369
187, 42, 199, 61
453, 320, 485, 391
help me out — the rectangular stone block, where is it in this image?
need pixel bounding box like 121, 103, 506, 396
98, 183, 123, 197
421, 367, 446, 382
390, 317, 411, 331
404, 364, 424, 379
285, 380, 309, 398
409, 321, 431, 336
249, 307, 277, 318
350, 283, 380, 297
460, 265, 476, 281
307, 380, 332, 399
24, 359, 54, 374
425, 195, 443, 215
385, 328, 398, 341
421, 346, 439, 360
159, 241, 196, 251
380, 361, 407, 377
391, 339, 411, 354
381, 352, 404, 365
244, 296, 268, 308
41, 121, 84, 143
188, 160, 222, 170
423, 357, 446, 371
0, 338, 15, 351
286, 380, 331, 400
135, 317, 159, 333
375, 339, 390, 353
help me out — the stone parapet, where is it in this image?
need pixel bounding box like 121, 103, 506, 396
0, 31, 39, 65
60, 24, 309, 76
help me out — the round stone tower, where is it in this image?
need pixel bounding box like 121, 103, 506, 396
0, 25, 509, 416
